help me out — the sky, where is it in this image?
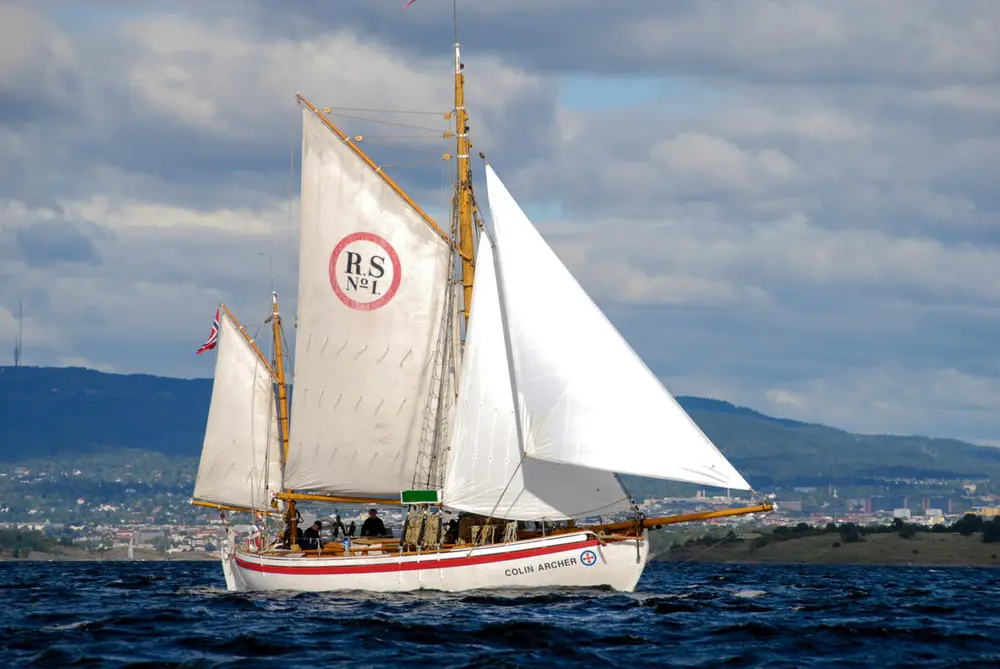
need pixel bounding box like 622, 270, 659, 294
0, 0, 997, 445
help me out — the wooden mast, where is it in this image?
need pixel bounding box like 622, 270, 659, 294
267, 291, 298, 550
453, 41, 476, 330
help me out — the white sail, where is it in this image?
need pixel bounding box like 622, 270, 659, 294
443, 228, 631, 520
484, 165, 751, 490
194, 311, 283, 509
285, 109, 455, 497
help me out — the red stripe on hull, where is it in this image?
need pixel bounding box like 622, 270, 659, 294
234, 538, 600, 576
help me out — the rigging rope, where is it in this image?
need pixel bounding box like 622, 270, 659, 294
321, 105, 445, 116
360, 134, 452, 140
324, 110, 445, 134
286, 119, 298, 306
360, 141, 445, 155
380, 158, 444, 169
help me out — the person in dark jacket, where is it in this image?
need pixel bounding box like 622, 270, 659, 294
360, 508, 387, 537
302, 521, 322, 550
444, 518, 460, 544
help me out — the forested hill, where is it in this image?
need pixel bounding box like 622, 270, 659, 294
2, 365, 998, 487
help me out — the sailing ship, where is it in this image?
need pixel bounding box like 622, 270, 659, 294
191, 37, 772, 593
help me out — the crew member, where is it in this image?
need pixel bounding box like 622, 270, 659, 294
302, 521, 322, 550
360, 508, 387, 537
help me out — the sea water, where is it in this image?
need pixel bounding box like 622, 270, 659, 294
2, 561, 999, 667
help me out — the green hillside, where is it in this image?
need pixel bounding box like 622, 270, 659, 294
1, 365, 997, 491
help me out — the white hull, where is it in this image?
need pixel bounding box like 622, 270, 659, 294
220, 530, 648, 593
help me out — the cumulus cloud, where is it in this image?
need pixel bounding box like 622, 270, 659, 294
0, 0, 997, 446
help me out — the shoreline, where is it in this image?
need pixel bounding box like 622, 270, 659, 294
654, 531, 1000, 567
0, 547, 219, 562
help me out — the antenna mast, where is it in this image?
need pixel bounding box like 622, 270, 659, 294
13, 298, 22, 367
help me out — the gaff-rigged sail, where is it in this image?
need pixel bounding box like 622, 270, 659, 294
484, 166, 751, 491
194, 311, 283, 509
442, 226, 631, 520
283, 108, 455, 497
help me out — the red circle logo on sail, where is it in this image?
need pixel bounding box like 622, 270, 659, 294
328, 232, 401, 311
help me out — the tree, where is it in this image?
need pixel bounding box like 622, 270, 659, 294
982, 517, 1000, 544
839, 523, 861, 543
152, 535, 171, 553
953, 513, 983, 536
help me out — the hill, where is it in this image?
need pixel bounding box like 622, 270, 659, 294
0, 366, 209, 460
1, 365, 998, 489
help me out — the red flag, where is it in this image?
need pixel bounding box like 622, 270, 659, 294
196, 307, 220, 355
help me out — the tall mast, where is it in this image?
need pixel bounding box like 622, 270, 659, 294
270, 291, 291, 473
268, 291, 296, 548
454, 41, 475, 331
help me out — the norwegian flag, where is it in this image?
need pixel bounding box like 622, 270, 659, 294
195, 307, 220, 355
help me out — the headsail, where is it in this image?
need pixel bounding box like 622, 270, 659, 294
194, 310, 283, 509
284, 108, 456, 497
484, 166, 751, 491
442, 226, 632, 520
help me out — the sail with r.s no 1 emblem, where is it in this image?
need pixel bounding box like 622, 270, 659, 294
283, 108, 456, 497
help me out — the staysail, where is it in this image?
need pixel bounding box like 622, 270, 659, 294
284, 108, 455, 497
194, 310, 283, 509
484, 166, 751, 491
442, 226, 632, 520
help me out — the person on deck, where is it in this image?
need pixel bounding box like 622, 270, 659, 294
280, 525, 304, 548
360, 508, 387, 537
302, 521, 322, 550
444, 518, 459, 544
329, 514, 346, 539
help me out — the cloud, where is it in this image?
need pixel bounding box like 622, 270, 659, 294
0, 0, 997, 448
15, 220, 101, 268
236, 1, 1000, 84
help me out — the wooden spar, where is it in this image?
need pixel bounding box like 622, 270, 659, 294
276, 491, 403, 507
192, 499, 281, 515
219, 304, 275, 378
295, 94, 463, 258
453, 41, 476, 330
584, 502, 775, 534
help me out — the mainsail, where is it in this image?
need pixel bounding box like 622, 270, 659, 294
284, 108, 456, 497
484, 166, 751, 491
193, 311, 282, 509
442, 226, 632, 520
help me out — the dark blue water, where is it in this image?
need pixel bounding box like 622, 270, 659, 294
3, 561, 999, 668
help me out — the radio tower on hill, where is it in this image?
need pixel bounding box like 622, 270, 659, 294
12, 298, 22, 367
